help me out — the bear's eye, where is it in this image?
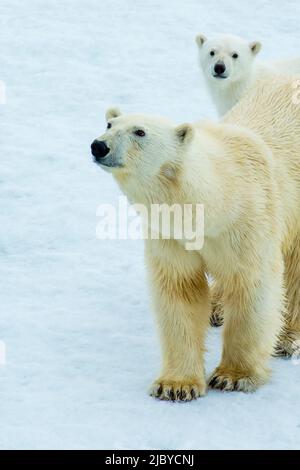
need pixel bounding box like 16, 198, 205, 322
210, 50, 215, 57
232, 53, 239, 59
134, 129, 146, 137
107, 122, 112, 129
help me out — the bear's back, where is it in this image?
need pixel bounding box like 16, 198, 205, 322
224, 74, 300, 242
224, 75, 300, 158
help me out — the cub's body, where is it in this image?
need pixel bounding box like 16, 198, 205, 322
196, 33, 300, 116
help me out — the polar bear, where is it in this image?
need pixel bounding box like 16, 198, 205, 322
91, 75, 300, 401
196, 33, 300, 116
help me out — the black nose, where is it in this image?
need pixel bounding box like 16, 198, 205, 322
214, 62, 226, 75
91, 140, 110, 162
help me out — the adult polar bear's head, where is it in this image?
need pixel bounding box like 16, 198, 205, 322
91, 108, 194, 192
196, 33, 261, 85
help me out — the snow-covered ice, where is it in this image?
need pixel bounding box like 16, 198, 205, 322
0, 0, 300, 450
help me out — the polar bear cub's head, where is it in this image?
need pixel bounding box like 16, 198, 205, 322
196, 33, 261, 85
91, 107, 193, 187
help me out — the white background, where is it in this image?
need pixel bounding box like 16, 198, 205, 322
0, 0, 300, 450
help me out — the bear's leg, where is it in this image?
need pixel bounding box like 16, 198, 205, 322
146, 240, 210, 402
210, 281, 224, 327
209, 253, 284, 392
276, 237, 300, 358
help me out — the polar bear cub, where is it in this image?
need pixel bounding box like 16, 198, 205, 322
196, 33, 300, 116
91, 75, 300, 401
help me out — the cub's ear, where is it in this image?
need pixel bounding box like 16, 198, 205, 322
105, 107, 122, 121
175, 123, 194, 143
195, 34, 207, 48
249, 41, 262, 56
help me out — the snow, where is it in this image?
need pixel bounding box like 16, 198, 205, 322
1, 0, 300, 450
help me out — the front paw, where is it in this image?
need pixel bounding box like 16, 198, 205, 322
208, 366, 269, 393
210, 310, 224, 327
149, 377, 206, 402
274, 330, 300, 358
210, 283, 224, 327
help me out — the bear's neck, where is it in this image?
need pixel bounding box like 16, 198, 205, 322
208, 73, 256, 117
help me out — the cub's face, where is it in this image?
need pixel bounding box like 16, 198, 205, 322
196, 34, 261, 85
91, 108, 192, 184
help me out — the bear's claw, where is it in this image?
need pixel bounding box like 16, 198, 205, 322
149, 380, 205, 402
210, 311, 224, 327
209, 370, 261, 393
274, 335, 300, 358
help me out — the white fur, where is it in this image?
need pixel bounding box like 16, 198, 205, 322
196, 33, 300, 116
95, 75, 300, 399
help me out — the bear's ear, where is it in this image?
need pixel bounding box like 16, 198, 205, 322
249, 41, 262, 56
175, 123, 194, 143
195, 34, 207, 48
105, 107, 122, 122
